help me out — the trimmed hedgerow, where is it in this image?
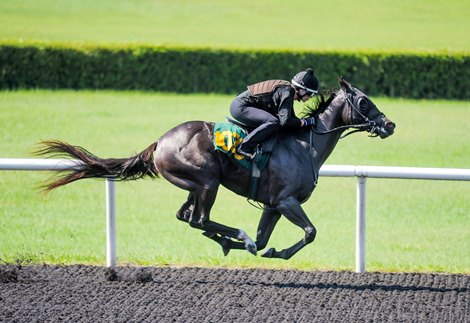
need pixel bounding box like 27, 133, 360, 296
0, 41, 468, 99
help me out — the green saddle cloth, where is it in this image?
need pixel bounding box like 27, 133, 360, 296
213, 122, 270, 171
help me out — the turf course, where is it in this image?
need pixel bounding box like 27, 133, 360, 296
1, 90, 469, 273
1, 0, 469, 273
1, 0, 468, 52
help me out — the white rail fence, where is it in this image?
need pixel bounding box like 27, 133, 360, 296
1, 158, 470, 272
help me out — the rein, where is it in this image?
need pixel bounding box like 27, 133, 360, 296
312, 95, 381, 139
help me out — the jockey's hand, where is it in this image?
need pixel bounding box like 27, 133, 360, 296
301, 117, 315, 127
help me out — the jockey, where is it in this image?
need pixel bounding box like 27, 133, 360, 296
230, 68, 320, 159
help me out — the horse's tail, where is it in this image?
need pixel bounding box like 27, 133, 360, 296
35, 140, 159, 192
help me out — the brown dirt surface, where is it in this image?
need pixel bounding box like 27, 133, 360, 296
0, 264, 469, 322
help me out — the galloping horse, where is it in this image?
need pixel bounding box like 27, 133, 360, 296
37, 78, 395, 260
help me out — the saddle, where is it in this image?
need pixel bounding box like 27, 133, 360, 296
225, 117, 277, 155
213, 118, 277, 199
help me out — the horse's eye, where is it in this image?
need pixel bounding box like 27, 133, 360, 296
358, 98, 369, 112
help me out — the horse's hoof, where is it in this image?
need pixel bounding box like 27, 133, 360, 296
246, 243, 257, 256
261, 248, 276, 258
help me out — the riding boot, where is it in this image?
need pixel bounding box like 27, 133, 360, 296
236, 144, 257, 160
237, 120, 280, 159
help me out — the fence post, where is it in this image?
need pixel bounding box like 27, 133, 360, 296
106, 179, 117, 267
356, 176, 367, 273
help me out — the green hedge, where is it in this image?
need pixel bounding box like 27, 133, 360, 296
1, 42, 468, 99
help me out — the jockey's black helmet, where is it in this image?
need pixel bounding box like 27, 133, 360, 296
291, 68, 319, 97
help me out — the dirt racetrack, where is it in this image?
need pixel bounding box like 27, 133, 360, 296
1, 264, 469, 322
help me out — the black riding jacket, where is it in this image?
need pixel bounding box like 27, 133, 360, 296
234, 83, 302, 128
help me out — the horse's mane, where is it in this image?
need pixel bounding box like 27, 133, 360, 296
300, 91, 337, 119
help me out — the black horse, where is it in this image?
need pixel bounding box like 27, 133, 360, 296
37, 78, 395, 260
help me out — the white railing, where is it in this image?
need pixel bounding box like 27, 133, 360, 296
320, 165, 470, 272
0, 158, 117, 267
1, 158, 470, 272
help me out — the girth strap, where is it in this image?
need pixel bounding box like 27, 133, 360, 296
248, 160, 261, 200
247, 137, 276, 200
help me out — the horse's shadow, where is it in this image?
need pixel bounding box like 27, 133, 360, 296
185, 279, 468, 294
258, 281, 468, 293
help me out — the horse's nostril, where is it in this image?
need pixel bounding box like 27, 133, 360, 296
385, 122, 396, 130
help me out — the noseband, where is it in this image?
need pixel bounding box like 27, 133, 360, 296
313, 91, 384, 139
344, 94, 385, 138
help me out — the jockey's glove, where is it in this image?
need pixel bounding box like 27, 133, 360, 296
301, 117, 315, 127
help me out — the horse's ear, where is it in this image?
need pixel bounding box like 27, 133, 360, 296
339, 77, 353, 93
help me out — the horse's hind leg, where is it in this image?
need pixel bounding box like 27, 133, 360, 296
189, 186, 257, 255
203, 205, 282, 255
176, 193, 194, 222
174, 193, 237, 255
255, 206, 282, 252
197, 222, 256, 256
202, 232, 245, 256
175, 193, 244, 255
160, 172, 253, 255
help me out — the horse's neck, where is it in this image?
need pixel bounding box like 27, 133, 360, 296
312, 96, 347, 166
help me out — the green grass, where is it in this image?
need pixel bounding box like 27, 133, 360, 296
1, 0, 469, 52
0, 90, 469, 273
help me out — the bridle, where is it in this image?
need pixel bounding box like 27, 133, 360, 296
312, 90, 384, 139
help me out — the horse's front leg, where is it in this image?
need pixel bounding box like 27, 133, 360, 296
262, 196, 316, 260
